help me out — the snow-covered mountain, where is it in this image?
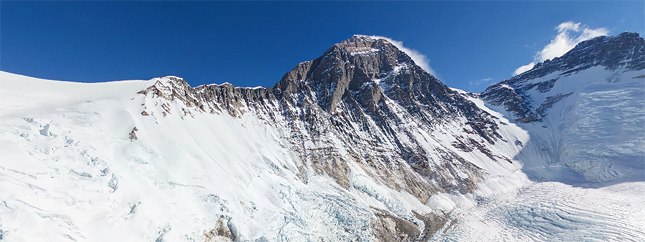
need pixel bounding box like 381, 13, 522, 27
481, 32, 645, 185
0, 33, 643, 241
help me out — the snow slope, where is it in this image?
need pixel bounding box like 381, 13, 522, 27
436, 181, 645, 241
484, 67, 645, 185
481, 32, 645, 185
0, 72, 149, 118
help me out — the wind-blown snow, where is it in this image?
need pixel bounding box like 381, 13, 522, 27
361, 35, 437, 76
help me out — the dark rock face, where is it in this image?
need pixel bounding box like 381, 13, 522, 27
371, 208, 422, 242
275, 35, 503, 158
138, 35, 515, 240
275, 36, 416, 111
482, 32, 645, 122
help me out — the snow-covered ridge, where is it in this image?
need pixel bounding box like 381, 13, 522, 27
481, 32, 645, 185
0, 71, 150, 118
499, 32, 644, 87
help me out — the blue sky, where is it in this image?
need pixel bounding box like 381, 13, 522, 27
1, 1, 643, 92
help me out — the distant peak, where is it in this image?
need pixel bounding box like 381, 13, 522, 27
514, 32, 644, 80
332, 35, 435, 75
328, 35, 417, 66
570, 31, 643, 51
149, 76, 190, 88
616, 32, 641, 39
148, 75, 179, 84
351, 34, 375, 38
140, 76, 193, 98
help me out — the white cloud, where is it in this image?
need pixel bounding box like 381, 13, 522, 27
513, 21, 609, 76
368, 35, 437, 76
469, 77, 495, 86
513, 63, 536, 76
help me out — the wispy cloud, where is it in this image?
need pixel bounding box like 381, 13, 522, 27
513, 21, 609, 76
513, 63, 536, 76
369, 35, 437, 76
469, 77, 495, 87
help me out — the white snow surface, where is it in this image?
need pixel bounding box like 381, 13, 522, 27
488, 67, 645, 185
0, 70, 643, 241
436, 182, 645, 241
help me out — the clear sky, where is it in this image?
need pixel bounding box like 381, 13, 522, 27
1, 1, 643, 92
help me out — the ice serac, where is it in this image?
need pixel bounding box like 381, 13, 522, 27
133, 35, 524, 240
481, 32, 645, 184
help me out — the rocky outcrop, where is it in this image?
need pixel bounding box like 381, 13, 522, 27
204, 216, 237, 242
371, 208, 421, 242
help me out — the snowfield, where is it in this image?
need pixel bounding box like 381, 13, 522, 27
0, 67, 643, 242
437, 182, 645, 241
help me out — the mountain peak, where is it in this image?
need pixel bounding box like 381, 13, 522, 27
616, 31, 641, 40
275, 35, 424, 112
139, 76, 194, 101
332, 35, 411, 62
561, 31, 643, 61
339, 34, 390, 46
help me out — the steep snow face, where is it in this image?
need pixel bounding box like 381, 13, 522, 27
482, 32, 645, 185
485, 67, 645, 185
